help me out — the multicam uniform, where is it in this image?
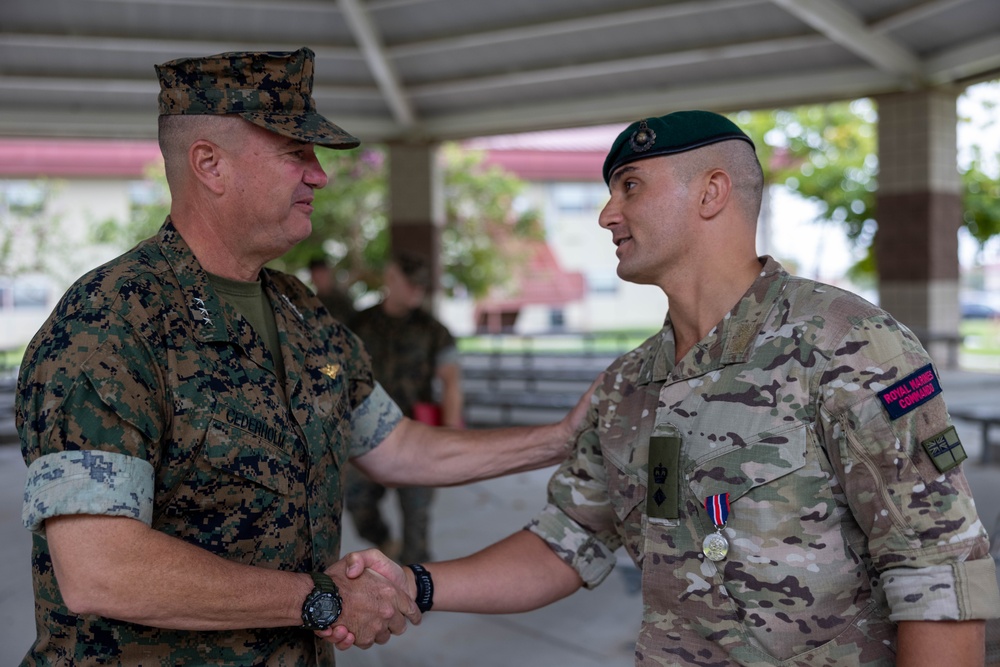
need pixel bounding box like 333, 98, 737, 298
346, 305, 458, 563
17, 220, 402, 666
528, 257, 998, 667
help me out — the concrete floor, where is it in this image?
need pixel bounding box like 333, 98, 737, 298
2, 369, 999, 665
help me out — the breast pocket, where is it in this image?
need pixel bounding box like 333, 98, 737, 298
688, 423, 810, 506
687, 424, 877, 660
202, 414, 295, 496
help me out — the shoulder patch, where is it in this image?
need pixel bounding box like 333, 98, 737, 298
877, 363, 941, 420
921, 425, 967, 472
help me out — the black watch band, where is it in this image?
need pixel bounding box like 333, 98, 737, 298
407, 563, 434, 613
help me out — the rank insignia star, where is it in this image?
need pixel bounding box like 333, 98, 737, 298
320, 363, 340, 380
190, 297, 212, 325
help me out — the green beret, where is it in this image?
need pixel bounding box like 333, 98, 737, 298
602, 110, 754, 184
155, 47, 360, 150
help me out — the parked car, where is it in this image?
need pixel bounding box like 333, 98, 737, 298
961, 302, 999, 319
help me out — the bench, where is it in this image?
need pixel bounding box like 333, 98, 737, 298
460, 350, 612, 427
949, 406, 1000, 464
463, 388, 586, 426
0, 375, 17, 447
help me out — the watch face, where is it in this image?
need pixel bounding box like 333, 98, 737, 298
304, 590, 342, 630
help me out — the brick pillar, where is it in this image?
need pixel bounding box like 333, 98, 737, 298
387, 142, 443, 296
874, 89, 963, 368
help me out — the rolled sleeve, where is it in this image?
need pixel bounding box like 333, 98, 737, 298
23, 450, 155, 535
883, 559, 1000, 621
348, 382, 404, 458
527, 503, 618, 589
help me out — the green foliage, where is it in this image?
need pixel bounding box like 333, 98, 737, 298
734, 87, 1000, 281
271, 146, 389, 290
0, 180, 70, 279
107, 144, 541, 300
734, 101, 878, 243
276, 142, 542, 299
961, 144, 1000, 246
91, 164, 169, 249
439, 144, 543, 298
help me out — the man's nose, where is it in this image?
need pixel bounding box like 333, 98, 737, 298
305, 155, 329, 189
598, 197, 620, 229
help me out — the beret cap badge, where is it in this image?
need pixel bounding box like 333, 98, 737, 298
602, 110, 756, 185
629, 120, 656, 153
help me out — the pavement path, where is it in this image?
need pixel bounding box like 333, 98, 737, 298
1, 369, 999, 665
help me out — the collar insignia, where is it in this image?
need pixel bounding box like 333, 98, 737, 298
190, 297, 212, 326
320, 363, 340, 380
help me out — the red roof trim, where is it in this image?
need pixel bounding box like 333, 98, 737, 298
0, 138, 161, 178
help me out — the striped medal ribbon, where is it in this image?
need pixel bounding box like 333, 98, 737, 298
702, 493, 730, 562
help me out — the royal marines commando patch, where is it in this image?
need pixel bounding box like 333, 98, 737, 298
877, 363, 942, 420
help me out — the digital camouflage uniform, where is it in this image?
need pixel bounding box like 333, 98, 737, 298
346, 305, 458, 563
528, 257, 999, 667
17, 220, 402, 666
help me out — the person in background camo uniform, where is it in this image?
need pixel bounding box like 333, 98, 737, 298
347, 110, 1000, 666
15, 47, 590, 667
346, 251, 463, 564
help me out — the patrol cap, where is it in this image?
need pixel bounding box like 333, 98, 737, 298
155, 47, 360, 150
602, 110, 754, 185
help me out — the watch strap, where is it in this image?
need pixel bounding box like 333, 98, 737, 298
310, 571, 337, 593
407, 563, 434, 613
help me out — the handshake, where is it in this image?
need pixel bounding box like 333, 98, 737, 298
309, 549, 427, 650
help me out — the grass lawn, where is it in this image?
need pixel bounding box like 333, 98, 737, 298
961, 319, 1000, 357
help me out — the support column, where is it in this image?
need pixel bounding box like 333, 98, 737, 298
387, 141, 443, 292
874, 89, 963, 368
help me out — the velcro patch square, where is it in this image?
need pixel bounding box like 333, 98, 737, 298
921, 425, 967, 472
877, 363, 942, 420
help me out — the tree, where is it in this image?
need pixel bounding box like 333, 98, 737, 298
0, 180, 81, 285
91, 163, 169, 251
734, 100, 878, 250
734, 84, 1000, 281
100, 144, 541, 300
962, 144, 1000, 247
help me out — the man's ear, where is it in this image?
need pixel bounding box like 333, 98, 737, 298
189, 140, 226, 195
699, 168, 732, 219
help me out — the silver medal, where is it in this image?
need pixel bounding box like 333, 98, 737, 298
702, 531, 729, 561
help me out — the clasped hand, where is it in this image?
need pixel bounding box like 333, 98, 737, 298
313, 549, 419, 649
316, 549, 420, 650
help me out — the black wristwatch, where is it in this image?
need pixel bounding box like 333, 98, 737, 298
301, 572, 343, 631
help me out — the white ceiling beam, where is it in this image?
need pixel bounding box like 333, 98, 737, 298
417, 67, 902, 140
0, 75, 381, 99
925, 34, 1000, 85
0, 108, 401, 143
0, 34, 362, 59
768, 0, 923, 79
408, 35, 829, 99
387, 0, 766, 57
337, 0, 415, 127
871, 0, 976, 33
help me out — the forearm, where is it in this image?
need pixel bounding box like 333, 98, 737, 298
419, 530, 583, 614
440, 381, 463, 428
896, 620, 985, 667
47, 514, 310, 630
437, 362, 464, 428
355, 417, 572, 487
